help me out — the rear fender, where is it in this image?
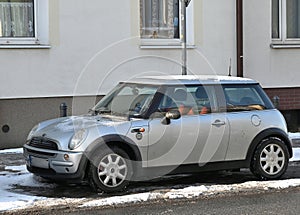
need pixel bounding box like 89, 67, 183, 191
246, 128, 293, 164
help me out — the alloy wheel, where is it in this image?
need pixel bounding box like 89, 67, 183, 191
97, 153, 128, 188
259, 143, 285, 175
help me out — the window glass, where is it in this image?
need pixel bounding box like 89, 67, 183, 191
157, 85, 212, 115
272, 0, 280, 39
140, 0, 179, 39
286, 0, 300, 38
0, 0, 34, 37
94, 84, 158, 117
222, 85, 273, 112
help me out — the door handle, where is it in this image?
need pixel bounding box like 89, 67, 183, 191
212, 120, 226, 126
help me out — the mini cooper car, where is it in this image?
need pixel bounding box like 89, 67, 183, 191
23, 75, 293, 192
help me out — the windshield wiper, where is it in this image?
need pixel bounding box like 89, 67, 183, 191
89, 108, 111, 115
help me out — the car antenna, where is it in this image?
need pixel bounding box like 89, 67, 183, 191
228, 58, 232, 76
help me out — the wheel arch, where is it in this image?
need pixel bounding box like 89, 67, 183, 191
84, 134, 143, 162
246, 128, 293, 163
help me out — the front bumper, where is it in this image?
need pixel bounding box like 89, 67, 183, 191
23, 145, 87, 181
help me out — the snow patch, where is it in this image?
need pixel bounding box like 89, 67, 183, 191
81, 193, 162, 208
0, 148, 23, 154
291, 148, 300, 162
80, 179, 300, 208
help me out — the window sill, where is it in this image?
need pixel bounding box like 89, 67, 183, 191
270, 43, 300, 49
0, 45, 51, 49
140, 45, 196, 49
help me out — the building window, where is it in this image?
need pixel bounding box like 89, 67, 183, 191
0, 0, 49, 46
0, 0, 34, 37
272, 0, 300, 41
286, 0, 300, 38
272, 0, 280, 39
140, 0, 179, 39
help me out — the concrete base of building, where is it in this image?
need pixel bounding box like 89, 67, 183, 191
0, 95, 103, 149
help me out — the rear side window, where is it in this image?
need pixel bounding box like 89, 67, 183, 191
222, 84, 274, 112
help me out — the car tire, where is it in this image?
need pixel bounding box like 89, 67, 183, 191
250, 137, 289, 180
88, 147, 133, 193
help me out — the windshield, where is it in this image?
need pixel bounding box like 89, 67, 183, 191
92, 83, 158, 118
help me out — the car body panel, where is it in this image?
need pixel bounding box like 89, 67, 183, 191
147, 113, 230, 167
225, 109, 288, 160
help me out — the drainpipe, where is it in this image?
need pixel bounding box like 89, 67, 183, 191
236, 0, 243, 77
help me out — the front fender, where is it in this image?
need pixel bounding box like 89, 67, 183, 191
84, 134, 143, 162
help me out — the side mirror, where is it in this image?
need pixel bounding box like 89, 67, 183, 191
161, 110, 181, 125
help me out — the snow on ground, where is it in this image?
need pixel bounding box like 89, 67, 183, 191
0, 148, 23, 154
80, 179, 300, 208
288, 132, 300, 139
291, 148, 300, 162
0, 165, 45, 211
1, 138, 300, 212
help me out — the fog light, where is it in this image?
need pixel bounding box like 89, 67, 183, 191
64, 154, 70, 161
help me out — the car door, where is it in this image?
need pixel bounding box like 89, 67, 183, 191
147, 85, 230, 167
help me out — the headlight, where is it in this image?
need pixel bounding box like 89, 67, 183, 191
26, 124, 39, 141
69, 129, 88, 150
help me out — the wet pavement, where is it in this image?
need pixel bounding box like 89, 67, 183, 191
1, 151, 300, 199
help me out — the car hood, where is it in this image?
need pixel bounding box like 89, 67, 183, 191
32, 115, 131, 149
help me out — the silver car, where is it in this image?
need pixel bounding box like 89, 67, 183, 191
23, 75, 293, 192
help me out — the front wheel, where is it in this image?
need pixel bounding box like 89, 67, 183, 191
250, 138, 289, 180
88, 147, 133, 193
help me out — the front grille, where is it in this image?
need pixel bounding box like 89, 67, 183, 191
29, 137, 58, 151
26, 149, 56, 157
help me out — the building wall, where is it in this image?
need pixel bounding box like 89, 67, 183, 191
0, 96, 104, 149
264, 88, 300, 132
244, 0, 300, 131
0, 0, 237, 148
244, 0, 300, 88
0, 0, 237, 99
264, 88, 300, 111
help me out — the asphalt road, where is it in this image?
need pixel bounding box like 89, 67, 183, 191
22, 187, 300, 215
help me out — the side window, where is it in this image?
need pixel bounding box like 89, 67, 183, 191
157, 85, 213, 116
223, 85, 269, 112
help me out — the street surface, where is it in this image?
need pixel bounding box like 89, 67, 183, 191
1, 149, 300, 214
2, 153, 300, 199
52, 187, 300, 215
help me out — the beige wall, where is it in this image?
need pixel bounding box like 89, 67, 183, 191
244, 0, 300, 88
0, 0, 238, 148
0, 0, 237, 99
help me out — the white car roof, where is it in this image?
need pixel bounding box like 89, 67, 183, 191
122, 75, 258, 85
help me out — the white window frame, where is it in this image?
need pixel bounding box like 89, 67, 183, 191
0, 0, 49, 47
140, 0, 195, 48
272, 0, 300, 46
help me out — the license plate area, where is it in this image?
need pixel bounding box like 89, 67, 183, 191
27, 155, 49, 169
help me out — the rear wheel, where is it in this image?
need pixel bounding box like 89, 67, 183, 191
251, 138, 289, 180
88, 147, 133, 193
